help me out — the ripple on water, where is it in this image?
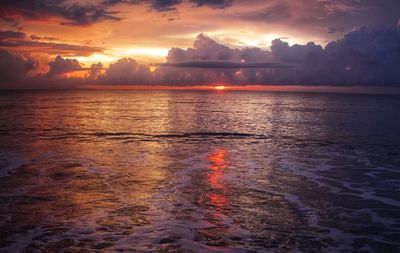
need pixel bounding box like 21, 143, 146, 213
1, 91, 400, 252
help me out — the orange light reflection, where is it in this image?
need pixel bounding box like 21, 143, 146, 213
79, 85, 392, 94
207, 193, 226, 208
207, 149, 228, 209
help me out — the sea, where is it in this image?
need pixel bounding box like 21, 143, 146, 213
0, 90, 399, 252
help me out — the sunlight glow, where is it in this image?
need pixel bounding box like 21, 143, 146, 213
214, 86, 227, 90
74, 53, 117, 65
114, 48, 169, 58
204, 30, 307, 48
149, 65, 157, 72
207, 149, 228, 207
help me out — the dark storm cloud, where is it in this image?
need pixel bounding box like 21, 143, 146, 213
0, 0, 121, 26
0, 30, 26, 40
321, 26, 400, 85
0, 49, 38, 82
0, 29, 101, 56
1, 0, 398, 31
0, 39, 104, 57
233, 0, 400, 38
325, 0, 399, 30
46, 27, 400, 86
150, 0, 182, 11
101, 0, 233, 11
29, 35, 59, 41
87, 63, 104, 80
47, 56, 82, 77
166, 34, 258, 62
99, 58, 152, 84
102, 0, 183, 11
327, 27, 345, 34
0, 31, 104, 57
158, 27, 400, 86
267, 26, 400, 85
190, 0, 234, 9
241, 3, 290, 23
162, 60, 293, 69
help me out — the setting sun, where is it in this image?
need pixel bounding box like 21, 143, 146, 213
214, 86, 227, 90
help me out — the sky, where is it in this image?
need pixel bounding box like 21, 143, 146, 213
0, 0, 399, 90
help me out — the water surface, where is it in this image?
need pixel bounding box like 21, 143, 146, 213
0, 90, 399, 252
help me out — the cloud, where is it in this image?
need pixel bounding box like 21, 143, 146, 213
166, 34, 242, 62
241, 3, 290, 23
150, 0, 182, 11
0, 0, 121, 26
0, 29, 101, 57
322, 26, 400, 85
2, 25, 400, 88
87, 63, 104, 80
162, 60, 293, 69
190, 0, 233, 9
229, 0, 400, 41
0, 30, 26, 40
99, 58, 152, 84
327, 27, 345, 34
102, 0, 233, 11
47, 56, 82, 77
0, 49, 38, 83
29, 35, 59, 41
133, 27, 400, 86
156, 34, 281, 85
0, 34, 104, 56
103, 0, 183, 12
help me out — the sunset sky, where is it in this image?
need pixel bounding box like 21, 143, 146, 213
0, 0, 400, 90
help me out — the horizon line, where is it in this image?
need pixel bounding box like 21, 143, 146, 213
1, 85, 400, 95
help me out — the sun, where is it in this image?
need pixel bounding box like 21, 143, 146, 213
214, 86, 227, 90
149, 65, 157, 72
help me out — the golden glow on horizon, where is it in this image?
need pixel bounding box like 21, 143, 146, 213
214, 86, 227, 90
78, 85, 394, 94
62, 70, 87, 78
114, 48, 169, 58
74, 53, 117, 65
149, 65, 157, 72
69, 48, 169, 67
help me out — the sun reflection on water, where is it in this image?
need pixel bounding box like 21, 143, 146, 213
206, 149, 228, 208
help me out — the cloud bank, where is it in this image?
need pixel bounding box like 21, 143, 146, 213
0, 0, 121, 26
1, 26, 400, 88
0, 49, 38, 83
0, 30, 104, 57
0, 0, 237, 27
47, 56, 82, 77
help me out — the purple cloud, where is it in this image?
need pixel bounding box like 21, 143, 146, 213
47, 56, 82, 77
0, 49, 38, 83
1, 25, 400, 88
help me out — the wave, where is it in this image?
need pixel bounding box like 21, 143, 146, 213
154, 132, 260, 138
35, 131, 269, 141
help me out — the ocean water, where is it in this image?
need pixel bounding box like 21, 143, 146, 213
0, 90, 399, 252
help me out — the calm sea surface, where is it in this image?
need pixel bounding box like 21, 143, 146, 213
0, 90, 399, 252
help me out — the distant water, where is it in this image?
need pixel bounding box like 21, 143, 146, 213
0, 90, 399, 252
